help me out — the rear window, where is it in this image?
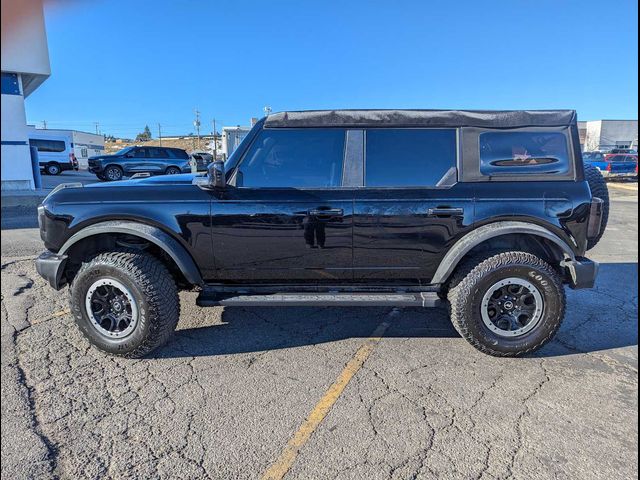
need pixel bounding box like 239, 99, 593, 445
479, 131, 570, 175
167, 149, 189, 159
29, 139, 66, 153
365, 129, 457, 187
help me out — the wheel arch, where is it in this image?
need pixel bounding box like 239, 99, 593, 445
432, 221, 577, 285
59, 221, 204, 287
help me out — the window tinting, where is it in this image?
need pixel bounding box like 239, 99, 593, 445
133, 148, 148, 158
365, 129, 457, 187
236, 129, 345, 188
29, 139, 66, 153
149, 148, 167, 158
480, 131, 569, 175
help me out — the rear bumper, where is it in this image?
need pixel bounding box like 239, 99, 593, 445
564, 257, 599, 289
35, 250, 68, 290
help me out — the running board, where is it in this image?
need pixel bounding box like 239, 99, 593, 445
196, 292, 442, 308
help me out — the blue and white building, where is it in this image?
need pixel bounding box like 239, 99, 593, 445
1, 0, 51, 190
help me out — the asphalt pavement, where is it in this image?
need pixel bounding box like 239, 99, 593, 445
1, 183, 637, 480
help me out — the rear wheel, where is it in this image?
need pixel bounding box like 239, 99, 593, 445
165, 166, 181, 175
448, 251, 565, 357
104, 165, 123, 181
69, 249, 180, 358
45, 163, 61, 175
583, 163, 610, 250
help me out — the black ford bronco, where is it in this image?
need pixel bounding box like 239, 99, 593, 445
35, 110, 608, 358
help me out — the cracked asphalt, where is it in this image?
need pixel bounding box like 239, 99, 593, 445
1, 183, 637, 480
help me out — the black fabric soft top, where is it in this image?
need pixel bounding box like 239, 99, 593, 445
264, 109, 577, 129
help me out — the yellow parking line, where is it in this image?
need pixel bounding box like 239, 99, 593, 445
261, 320, 391, 480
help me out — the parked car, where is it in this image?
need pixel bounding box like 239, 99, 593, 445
586, 153, 638, 179
190, 151, 214, 171
36, 109, 607, 359
87, 146, 191, 181
29, 135, 79, 175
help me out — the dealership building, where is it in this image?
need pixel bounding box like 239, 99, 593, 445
579, 119, 638, 152
1, 0, 51, 190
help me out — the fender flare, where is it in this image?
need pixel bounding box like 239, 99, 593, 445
431, 221, 576, 285
59, 220, 204, 286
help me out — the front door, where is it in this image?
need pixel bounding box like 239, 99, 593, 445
210, 128, 354, 282
353, 128, 474, 284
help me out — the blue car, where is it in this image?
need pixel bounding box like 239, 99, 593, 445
88, 146, 191, 181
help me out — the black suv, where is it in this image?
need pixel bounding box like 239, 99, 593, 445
88, 146, 191, 181
35, 110, 608, 358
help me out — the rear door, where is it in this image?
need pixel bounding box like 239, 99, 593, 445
353, 128, 474, 283
148, 147, 170, 173
125, 147, 150, 173
210, 128, 354, 282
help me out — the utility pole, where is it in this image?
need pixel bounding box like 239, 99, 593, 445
212, 118, 217, 159
158, 123, 162, 146
94, 122, 99, 135
193, 109, 201, 149
42, 120, 47, 129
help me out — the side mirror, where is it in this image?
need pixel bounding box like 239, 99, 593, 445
209, 160, 226, 189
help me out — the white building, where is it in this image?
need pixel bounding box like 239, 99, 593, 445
1, 0, 51, 190
28, 127, 105, 169
583, 120, 638, 152
221, 126, 252, 160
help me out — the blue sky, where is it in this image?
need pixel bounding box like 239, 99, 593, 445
27, 0, 638, 138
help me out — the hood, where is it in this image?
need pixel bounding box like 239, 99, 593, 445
85, 173, 200, 188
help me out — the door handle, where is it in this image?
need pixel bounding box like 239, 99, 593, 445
428, 207, 464, 217
308, 208, 344, 217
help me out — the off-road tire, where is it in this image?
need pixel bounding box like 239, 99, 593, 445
70, 249, 180, 358
45, 163, 61, 175
104, 165, 124, 181
448, 251, 566, 357
583, 163, 609, 250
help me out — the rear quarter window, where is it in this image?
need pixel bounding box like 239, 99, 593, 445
479, 131, 570, 175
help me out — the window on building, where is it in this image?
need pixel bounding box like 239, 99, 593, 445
81, 147, 88, 157
29, 139, 66, 153
479, 131, 570, 175
236, 129, 345, 188
365, 129, 457, 187
1, 73, 20, 95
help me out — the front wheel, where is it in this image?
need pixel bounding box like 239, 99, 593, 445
448, 251, 566, 357
104, 165, 123, 181
69, 250, 180, 358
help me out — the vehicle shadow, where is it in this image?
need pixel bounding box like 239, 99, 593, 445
152, 262, 638, 360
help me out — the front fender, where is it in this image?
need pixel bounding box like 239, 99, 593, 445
59, 220, 204, 287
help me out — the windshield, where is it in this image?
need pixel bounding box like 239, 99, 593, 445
114, 147, 134, 156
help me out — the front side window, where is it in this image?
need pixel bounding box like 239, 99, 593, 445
29, 139, 66, 153
480, 131, 570, 175
235, 129, 345, 188
365, 129, 457, 187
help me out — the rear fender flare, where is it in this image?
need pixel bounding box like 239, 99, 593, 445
59, 220, 203, 286
432, 221, 576, 285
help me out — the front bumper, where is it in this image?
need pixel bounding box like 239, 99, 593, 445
35, 250, 68, 290
564, 257, 599, 289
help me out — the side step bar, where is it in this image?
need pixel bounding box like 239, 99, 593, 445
196, 292, 442, 308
